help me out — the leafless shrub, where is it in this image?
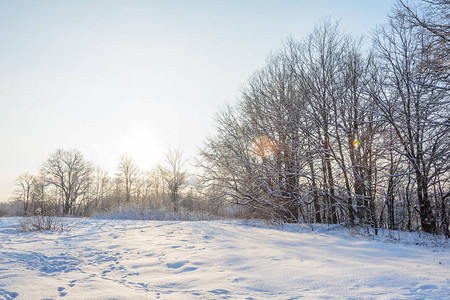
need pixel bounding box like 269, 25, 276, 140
15, 213, 65, 232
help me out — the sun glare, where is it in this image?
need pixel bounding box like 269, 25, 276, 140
117, 122, 163, 169
249, 135, 279, 159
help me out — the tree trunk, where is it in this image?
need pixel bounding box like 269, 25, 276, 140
416, 172, 437, 233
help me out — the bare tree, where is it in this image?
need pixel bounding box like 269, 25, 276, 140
149, 167, 164, 198
117, 155, 138, 203
41, 149, 92, 215
300, 20, 351, 224
161, 147, 187, 212
372, 11, 450, 233
398, 0, 450, 88
90, 167, 110, 211
12, 173, 35, 215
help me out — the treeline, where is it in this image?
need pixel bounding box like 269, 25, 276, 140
199, 1, 449, 235
8, 148, 240, 220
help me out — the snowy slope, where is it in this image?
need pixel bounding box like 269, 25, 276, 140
0, 218, 449, 299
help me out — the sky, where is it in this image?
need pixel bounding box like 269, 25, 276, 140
0, 0, 395, 202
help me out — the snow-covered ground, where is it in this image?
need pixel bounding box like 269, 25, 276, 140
0, 218, 449, 299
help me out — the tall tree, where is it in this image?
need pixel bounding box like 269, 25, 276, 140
299, 20, 351, 224
12, 173, 35, 215
90, 167, 110, 211
117, 155, 138, 203
372, 10, 450, 233
161, 147, 187, 212
41, 149, 92, 215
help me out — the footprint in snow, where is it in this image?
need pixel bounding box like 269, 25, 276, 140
167, 261, 198, 273
102, 269, 111, 275
209, 289, 230, 295
58, 287, 67, 297
418, 284, 438, 290
0, 288, 19, 300
167, 261, 186, 269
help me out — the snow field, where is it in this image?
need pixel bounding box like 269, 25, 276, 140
0, 218, 449, 299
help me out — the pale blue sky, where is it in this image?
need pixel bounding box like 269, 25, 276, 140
0, 0, 394, 201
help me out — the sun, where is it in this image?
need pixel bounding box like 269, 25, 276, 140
117, 122, 164, 170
